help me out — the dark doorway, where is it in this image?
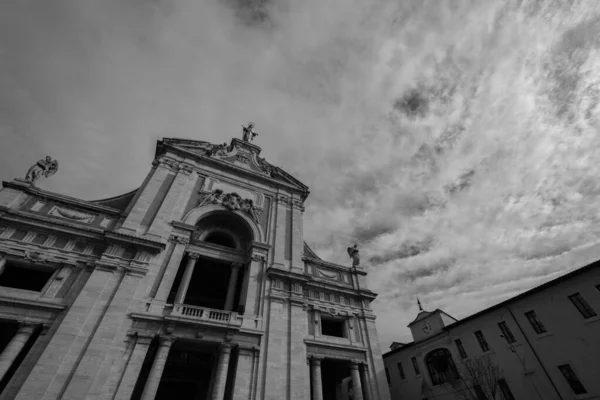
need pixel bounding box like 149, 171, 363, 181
155, 341, 218, 400
184, 259, 231, 310
320, 359, 350, 400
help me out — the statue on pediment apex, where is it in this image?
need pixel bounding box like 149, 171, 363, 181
25, 156, 58, 185
242, 123, 259, 142
347, 244, 360, 267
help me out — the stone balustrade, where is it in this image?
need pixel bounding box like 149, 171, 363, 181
171, 304, 243, 327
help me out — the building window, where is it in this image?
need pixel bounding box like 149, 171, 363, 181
568, 293, 597, 319
32, 233, 48, 245
0, 262, 54, 292
474, 385, 488, 400
385, 368, 391, 384
122, 247, 137, 260
320, 316, 346, 338
596, 284, 600, 292
498, 322, 516, 344
558, 364, 587, 395
524, 310, 547, 334
11, 229, 27, 240
474, 330, 490, 352
425, 348, 459, 385
455, 339, 467, 359
498, 379, 515, 400
324, 293, 330, 302
397, 362, 405, 380
411, 357, 420, 375
73, 241, 87, 253
52, 237, 69, 249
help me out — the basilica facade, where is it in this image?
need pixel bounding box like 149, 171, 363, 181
0, 135, 391, 400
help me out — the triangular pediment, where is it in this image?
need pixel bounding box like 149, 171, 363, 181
158, 137, 308, 194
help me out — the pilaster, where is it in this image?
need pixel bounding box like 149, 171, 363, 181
146, 162, 198, 238
118, 157, 175, 236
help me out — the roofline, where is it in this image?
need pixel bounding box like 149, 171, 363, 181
90, 188, 138, 204
156, 140, 310, 199
383, 258, 600, 358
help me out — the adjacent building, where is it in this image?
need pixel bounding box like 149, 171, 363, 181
383, 247, 600, 400
0, 134, 392, 400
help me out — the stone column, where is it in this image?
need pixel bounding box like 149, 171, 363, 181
224, 263, 241, 311
174, 252, 200, 304
359, 363, 372, 400
212, 343, 233, 400
310, 357, 324, 400
113, 334, 154, 400
0, 323, 35, 382
0, 255, 6, 276
350, 362, 364, 400
140, 337, 174, 400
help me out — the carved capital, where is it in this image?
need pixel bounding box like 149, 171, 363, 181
158, 336, 175, 347
187, 251, 201, 260
231, 262, 243, 269
169, 235, 189, 244
251, 253, 267, 262
178, 163, 194, 175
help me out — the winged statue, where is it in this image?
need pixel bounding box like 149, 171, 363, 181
347, 244, 360, 267
242, 123, 259, 142
25, 156, 59, 185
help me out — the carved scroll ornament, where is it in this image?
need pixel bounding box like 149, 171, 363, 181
197, 189, 262, 223
48, 206, 95, 224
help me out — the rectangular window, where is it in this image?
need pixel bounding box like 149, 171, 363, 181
385, 368, 391, 384
525, 310, 547, 334
0, 262, 54, 292
474, 330, 490, 352
411, 357, 420, 375
498, 379, 515, 400
397, 362, 405, 379
498, 322, 516, 344
320, 316, 346, 338
568, 293, 597, 319
455, 339, 467, 358
558, 364, 587, 395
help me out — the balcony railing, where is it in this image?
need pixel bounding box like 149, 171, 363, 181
170, 304, 243, 327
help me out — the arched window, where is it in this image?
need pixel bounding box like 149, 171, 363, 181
204, 231, 236, 248
426, 348, 459, 386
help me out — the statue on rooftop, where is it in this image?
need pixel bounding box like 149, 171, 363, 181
25, 156, 59, 185
242, 123, 259, 142
347, 244, 360, 267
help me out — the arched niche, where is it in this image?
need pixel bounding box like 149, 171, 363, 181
184, 205, 264, 250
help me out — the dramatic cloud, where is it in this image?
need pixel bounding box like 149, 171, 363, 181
2, 0, 600, 348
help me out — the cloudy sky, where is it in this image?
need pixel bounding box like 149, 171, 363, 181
2, 0, 600, 348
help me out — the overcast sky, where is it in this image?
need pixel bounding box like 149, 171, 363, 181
2, 0, 600, 349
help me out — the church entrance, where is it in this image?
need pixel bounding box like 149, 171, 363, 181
320, 359, 351, 400
154, 340, 219, 400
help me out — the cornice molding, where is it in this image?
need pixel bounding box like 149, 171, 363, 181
105, 232, 165, 253
0, 295, 67, 312
2, 181, 122, 215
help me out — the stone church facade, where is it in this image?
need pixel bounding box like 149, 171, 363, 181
0, 135, 392, 400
